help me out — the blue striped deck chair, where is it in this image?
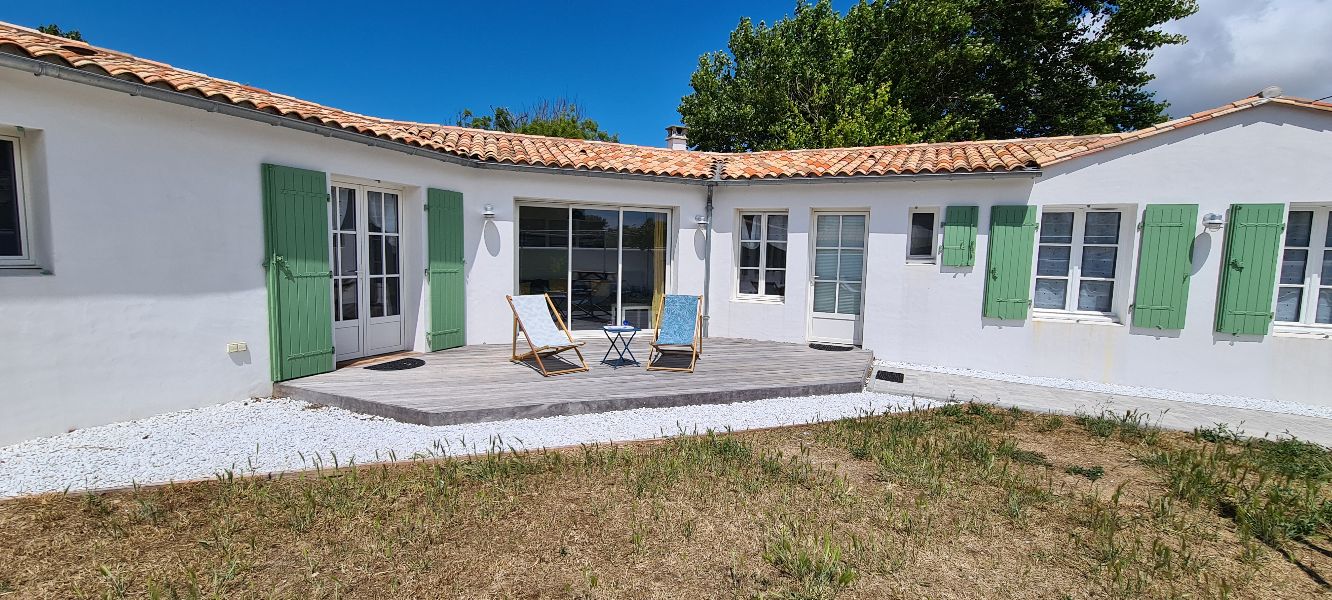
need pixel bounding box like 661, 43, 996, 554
646, 295, 703, 372
507, 294, 589, 376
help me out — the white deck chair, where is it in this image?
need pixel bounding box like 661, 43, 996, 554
507, 294, 589, 376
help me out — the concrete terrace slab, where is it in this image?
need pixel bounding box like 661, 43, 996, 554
869, 366, 1332, 446
275, 338, 876, 426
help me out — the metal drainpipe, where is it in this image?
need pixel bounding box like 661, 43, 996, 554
701, 161, 721, 338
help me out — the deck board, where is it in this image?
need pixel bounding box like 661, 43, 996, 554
274, 338, 874, 425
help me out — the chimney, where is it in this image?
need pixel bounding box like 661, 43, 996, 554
665, 125, 689, 151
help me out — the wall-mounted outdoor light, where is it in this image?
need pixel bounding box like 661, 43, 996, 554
694, 214, 709, 231
482, 204, 496, 220
1202, 212, 1225, 232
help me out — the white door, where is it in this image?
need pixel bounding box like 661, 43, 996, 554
331, 183, 405, 361
808, 212, 867, 345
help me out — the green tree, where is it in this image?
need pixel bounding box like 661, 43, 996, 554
679, 0, 1197, 152
456, 98, 619, 142
37, 24, 84, 42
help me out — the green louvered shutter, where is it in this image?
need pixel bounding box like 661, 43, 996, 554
982, 205, 1038, 319
941, 205, 979, 267
426, 188, 466, 351
262, 164, 334, 381
1215, 203, 1285, 335
1131, 204, 1199, 329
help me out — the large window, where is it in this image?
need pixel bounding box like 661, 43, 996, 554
1033, 208, 1124, 315
0, 131, 31, 267
1276, 208, 1332, 326
517, 204, 669, 330
737, 212, 788, 299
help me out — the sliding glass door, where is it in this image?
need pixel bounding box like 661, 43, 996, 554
518, 204, 669, 330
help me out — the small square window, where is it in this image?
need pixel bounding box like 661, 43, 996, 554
907, 209, 937, 262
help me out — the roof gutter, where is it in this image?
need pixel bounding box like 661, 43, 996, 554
0, 51, 1043, 185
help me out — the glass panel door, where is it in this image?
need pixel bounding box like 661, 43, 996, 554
622, 210, 668, 328
518, 205, 571, 323
570, 208, 620, 330
330, 184, 405, 361
809, 213, 867, 345
516, 204, 671, 332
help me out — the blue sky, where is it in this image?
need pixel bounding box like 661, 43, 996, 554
2, 1, 855, 146
5, 1, 1328, 147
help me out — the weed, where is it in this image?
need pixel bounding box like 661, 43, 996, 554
1035, 415, 1064, 432
1067, 465, 1105, 481
763, 522, 857, 598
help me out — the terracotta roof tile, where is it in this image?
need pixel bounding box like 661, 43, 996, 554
2, 21, 1330, 181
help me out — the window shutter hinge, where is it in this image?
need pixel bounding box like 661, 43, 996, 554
1137, 222, 1144, 231
325, 193, 331, 203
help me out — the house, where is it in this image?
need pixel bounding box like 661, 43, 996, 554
1, 22, 1329, 445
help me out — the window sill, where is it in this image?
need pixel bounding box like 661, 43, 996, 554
1273, 324, 1332, 340
0, 265, 49, 277
1031, 310, 1122, 326
905, 258, 936, 266
732, 295, 785, 305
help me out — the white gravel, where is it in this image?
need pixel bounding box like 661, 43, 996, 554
876, 359, 1332, 420
0, 392, 939, 498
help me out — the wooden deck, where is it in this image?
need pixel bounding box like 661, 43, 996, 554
274, 337, 874, 426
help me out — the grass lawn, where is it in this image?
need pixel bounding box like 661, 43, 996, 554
1, 404, 1330, 599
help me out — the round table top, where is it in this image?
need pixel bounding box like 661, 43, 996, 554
602, 325, 639, 332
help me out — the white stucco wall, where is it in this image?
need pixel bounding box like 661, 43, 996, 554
2, 65, 1329, 446
0, 69, 704, 444
709, 103, 1332, 405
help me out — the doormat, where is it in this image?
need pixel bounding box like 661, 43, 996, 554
364, 358, 426, 371
808, 343, 855, 352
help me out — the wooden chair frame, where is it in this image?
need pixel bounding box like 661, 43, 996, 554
507, 294, 589, 377
646, 295, 704, 373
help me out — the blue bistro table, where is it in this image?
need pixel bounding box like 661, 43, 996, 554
601, 325, 639, 367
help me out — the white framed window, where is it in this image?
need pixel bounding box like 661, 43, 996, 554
0, 128, 33, 268
737, 212, 788, 299
1033, 207, 1127, 318
906, 208, 938, 263
1275, 207, 1332, 328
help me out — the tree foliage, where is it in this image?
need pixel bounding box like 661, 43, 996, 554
37, 24, 84, 42
679, 0, 1198, 152
455, 98, 618, 142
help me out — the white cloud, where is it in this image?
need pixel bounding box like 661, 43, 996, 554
1146, 0, 1332, 116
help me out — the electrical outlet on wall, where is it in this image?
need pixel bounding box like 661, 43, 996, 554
226, 342, 248, 353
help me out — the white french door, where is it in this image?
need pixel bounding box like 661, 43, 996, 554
808, 212, 868, 346
330, 183, 405, 361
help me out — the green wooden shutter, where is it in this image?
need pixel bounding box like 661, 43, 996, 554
1215, 203, 1285, 335
261, 164, 334, 381
941, 205, 979, 267
982, 205, 1038, 319
1131, 204, 1199, 330
426, 188, 466, 351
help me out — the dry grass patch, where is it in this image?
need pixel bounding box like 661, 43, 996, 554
1, 405, 1329, 599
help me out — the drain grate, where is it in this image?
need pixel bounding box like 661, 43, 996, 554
875, 370, 905, 383
363, 357, 426, 371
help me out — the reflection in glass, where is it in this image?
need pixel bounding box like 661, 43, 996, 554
1034, 278, 1067, 309
1083, 212, 1120, 244
1037, 246, 1070, 276
1040, 212, 1073, 243
1276, 287, 1302, 322
570, 209, 620, 330
517, 206, 570, 323
1077, 280, 1114, 312
621, 211, 667, 328
1081, 246, 1118, 279
0, 140, 21, 257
